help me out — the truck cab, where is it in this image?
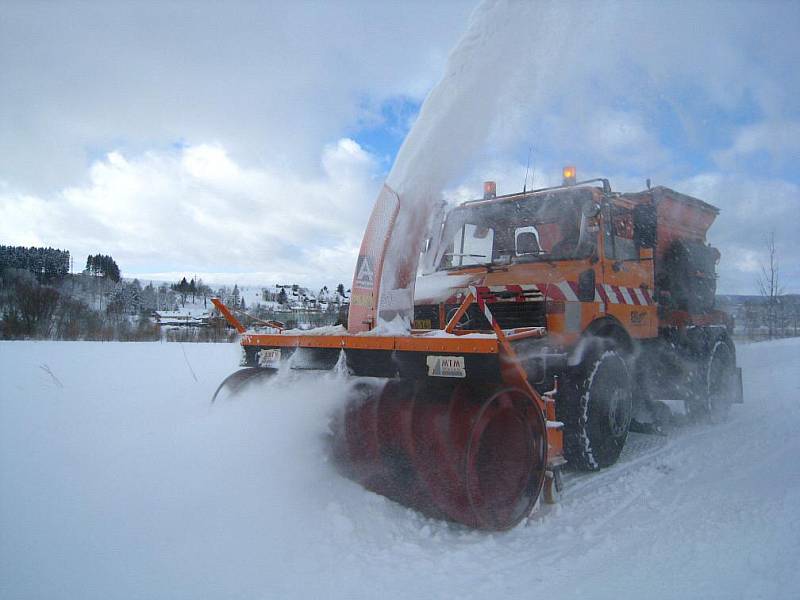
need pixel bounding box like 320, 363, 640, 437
414, 176, 662, 349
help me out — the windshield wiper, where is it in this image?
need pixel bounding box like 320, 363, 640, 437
443, 253, 488, 259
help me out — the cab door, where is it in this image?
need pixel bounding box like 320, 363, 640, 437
599, 203, 657, 338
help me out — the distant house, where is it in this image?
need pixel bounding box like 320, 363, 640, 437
153, 310, 211, 326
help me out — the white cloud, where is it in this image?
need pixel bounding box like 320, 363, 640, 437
0, 1, 474, 193
715, 119, 800, 167
0, 139, 382, 288
676, 173, 800, 294
585, 111, 667, 167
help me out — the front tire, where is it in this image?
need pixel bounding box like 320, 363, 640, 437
559, 349, 633, 471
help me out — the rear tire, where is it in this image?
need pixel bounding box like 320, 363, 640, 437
688, 338, 736, 422
559, 349, 633, 471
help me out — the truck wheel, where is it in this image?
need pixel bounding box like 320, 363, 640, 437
559, 349, 633, 471
688, 339, 736, 422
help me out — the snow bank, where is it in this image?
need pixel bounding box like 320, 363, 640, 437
1, 339, 799, 599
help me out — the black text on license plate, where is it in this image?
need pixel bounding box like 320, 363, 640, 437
426, 355, 466, 378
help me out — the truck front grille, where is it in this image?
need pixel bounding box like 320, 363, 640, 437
414, 302, 546, 330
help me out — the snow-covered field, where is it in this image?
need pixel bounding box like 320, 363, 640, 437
1, 339, 798, 599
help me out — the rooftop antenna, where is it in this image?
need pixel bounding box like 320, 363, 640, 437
522, 145, 533, 195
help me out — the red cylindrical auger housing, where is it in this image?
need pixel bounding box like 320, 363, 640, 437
333, 378, 547, 530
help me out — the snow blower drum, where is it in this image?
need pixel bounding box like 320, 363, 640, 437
333, 378, 548, 530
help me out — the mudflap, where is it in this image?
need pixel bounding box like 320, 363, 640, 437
733, 367, 744, 404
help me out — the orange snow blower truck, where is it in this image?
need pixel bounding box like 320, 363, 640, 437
213, 168, 742, 530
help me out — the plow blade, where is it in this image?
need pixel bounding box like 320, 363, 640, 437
333, 378, 547, 530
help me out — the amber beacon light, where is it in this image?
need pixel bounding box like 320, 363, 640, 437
562, 165, 576, 186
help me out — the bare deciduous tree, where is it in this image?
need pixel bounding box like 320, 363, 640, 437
758, 231, 782, 339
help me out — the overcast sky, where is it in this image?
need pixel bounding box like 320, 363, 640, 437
1, 0, 798, 294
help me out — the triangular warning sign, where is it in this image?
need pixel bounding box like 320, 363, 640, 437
354, 255, 375, 288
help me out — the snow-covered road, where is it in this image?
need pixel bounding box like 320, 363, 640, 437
1, 339, 798, 599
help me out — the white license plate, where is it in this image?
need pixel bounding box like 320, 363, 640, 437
258, 348, 281, 366
426, 355, 466, 378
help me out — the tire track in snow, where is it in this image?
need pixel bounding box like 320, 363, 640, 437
458, 420, 740, 591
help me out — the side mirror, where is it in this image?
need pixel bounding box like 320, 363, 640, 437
473, 226, 490, 239
633, 204, 657, 249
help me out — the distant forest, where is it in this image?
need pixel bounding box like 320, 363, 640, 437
0, 245, 234, 341
0, 245, 70, 283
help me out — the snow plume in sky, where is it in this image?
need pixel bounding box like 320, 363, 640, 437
389, 0, 798, 192
387, 1, 595, 196
376, 1, 609, 327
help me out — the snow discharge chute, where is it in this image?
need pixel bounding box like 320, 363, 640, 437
347, 185, 400, 333
346, 184, 439, 333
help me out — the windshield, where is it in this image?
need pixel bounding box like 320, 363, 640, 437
431, 188, 599, 271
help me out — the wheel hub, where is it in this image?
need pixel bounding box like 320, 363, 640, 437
607, 388, 630, 437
